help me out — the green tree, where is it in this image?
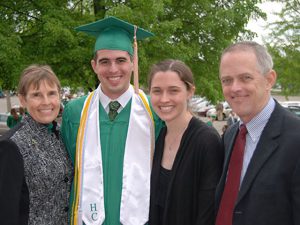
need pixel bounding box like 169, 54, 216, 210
0, 2, 22, 111
0, 0, 264, 104
266, 0, 300, 98
0, 1, 97, 92
95, 0, 264, 102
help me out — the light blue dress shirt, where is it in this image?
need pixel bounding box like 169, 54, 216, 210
240, 97, 275, 184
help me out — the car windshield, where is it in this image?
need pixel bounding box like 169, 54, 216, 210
286, 106, 300, 117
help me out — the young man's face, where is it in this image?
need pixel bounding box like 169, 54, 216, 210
91, 49, 133, 99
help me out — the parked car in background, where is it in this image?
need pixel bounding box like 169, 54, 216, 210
284, 105, 300, 117
0, 112, 9, 136
280, 101, 300, 107
189, 96, 214, 117
206, 101, 232, 121
279, 101, 300, 118
0, 90, 5, 98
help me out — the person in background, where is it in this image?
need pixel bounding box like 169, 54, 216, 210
221, 124, 229, 137
148, 59, 224, 225
216, 102, 224, 121
61, 16, 163, 225
19, 106, 27, 117
206, 114, 216, 127
226, 111, 238, 127
0, 64, 73, 225
215, 41, 300, 225
6, 108, 22, 128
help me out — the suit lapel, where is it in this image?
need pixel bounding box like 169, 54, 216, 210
236, 103, 283, 204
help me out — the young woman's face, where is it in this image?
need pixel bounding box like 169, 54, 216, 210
19, 80, 60, 124
150, 70, 194, 123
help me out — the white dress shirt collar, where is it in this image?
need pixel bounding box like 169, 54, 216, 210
99, 85, 134, 113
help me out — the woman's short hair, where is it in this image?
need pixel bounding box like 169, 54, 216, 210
18, 64, 61, 96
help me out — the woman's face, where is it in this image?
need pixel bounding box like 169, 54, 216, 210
19, 80, 60, 124
150, 70, 194, 123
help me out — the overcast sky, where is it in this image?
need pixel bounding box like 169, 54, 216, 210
246, 1, 283, 43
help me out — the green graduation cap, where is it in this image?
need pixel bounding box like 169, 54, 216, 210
75, 16, 154, 55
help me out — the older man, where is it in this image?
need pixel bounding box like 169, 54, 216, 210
215, 41, 300, 225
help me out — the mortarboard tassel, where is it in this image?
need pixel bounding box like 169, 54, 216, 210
133, 25, 139, 94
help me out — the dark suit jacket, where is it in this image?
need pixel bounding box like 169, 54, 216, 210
216, 102, 300, 225
0, 125, 29, 225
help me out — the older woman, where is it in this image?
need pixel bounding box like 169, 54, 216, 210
0, 65, 73, 225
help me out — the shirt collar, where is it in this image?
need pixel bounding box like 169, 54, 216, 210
241, 97, 275, 141
99, 84, 134, 112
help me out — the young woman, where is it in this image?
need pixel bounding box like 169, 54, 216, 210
148, 59, 224, 225
0, 65, 73, 224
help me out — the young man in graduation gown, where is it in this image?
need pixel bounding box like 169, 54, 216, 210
61, 16, 162, 225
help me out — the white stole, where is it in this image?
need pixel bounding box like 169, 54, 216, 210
79, 85, 154, 225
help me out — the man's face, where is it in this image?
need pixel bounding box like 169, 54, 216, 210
219, 50, 276, 123
91, 49, 133, 99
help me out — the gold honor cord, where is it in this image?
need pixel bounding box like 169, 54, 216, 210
138, 92, 153, 123
71, 91, 95, 225
138, 92, 155, 167
133, 25, 139, 94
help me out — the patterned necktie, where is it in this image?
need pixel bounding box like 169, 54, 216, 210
216, 124, 248, 225
108, 101, 121, 121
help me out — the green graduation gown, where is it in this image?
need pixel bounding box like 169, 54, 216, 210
61, 95, 163, 225
6, 115, 22, 128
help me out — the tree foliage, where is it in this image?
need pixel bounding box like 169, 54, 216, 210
266, 0, 300, 97
0, 0, 264, 102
